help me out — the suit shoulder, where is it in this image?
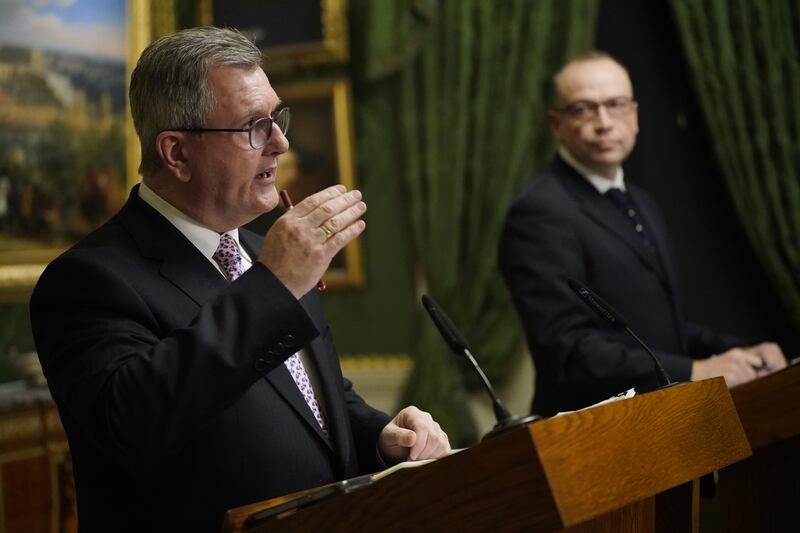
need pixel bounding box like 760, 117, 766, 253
34, 217, 142, 293
508, 167, 577, 218
63, 216, 138, 262
43, 215, 127, 261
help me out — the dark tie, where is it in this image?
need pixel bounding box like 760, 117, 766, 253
211, 234, 327, 432
604, 188, 656, 254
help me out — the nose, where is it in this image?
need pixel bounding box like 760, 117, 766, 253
594, 104, 613, 128
264, 124, 289, 155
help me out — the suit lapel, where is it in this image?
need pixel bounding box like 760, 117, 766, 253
263, 359, 333, 448
555, 160, 666, 279
118, 187, 227, 306
628, 188, 685, 321
296, 293, 345, 454
298, 310, 352, 465
626, 187, 674, 282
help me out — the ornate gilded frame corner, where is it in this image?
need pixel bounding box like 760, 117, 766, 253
195, 0, 349, 69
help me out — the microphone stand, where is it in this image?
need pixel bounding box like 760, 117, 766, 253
566, 278, 677, 388
421, 294, 541, 440
461, 346, 541, 440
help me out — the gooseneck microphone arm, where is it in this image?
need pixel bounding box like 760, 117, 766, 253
421, 294, 540, 439
420, 295, 510, 421
566, 278, 675, 388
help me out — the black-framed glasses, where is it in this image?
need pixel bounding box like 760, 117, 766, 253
170, 107, 290, 149
554, 97, 636, 122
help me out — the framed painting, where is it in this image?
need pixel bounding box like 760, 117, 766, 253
195, 0, 349, 70
245, 78, 364, 289
0, 0, 152, 301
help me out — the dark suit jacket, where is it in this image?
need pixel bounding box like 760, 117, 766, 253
30, 187, 391, 532
498, 156, 739, 416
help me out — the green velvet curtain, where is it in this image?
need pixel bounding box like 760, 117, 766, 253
352, 0, 597, 444
670, 0, 800, 328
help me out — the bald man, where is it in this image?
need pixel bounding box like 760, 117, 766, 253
498, 51, 786, 416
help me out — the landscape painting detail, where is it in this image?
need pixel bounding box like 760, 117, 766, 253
0, 0, 128, 256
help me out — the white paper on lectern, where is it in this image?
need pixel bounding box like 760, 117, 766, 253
554, 387, 636, 417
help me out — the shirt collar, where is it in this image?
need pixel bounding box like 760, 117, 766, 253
137, 182, 251, 270
558, 145, 626, 194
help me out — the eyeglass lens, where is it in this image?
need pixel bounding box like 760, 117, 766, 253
250, 108, 290, 149
563, 97, 634, 121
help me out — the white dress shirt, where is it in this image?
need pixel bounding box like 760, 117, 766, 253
138, 182, 253, 278
558, 145, 626, 193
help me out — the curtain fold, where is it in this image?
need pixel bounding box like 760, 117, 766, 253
353, 0, 597, 444
351, 0, 440, 81
670, 0, 800, 327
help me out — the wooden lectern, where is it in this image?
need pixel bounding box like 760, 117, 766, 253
719, 363, 800, 532
223, 378, 749, 533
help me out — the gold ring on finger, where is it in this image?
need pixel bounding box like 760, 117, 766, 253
319, 223, 335, 241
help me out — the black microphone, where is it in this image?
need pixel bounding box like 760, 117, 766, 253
421, 294, 540, 439
566, 278, 675, 388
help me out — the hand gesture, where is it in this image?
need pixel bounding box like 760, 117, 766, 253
259, 185, 366, 297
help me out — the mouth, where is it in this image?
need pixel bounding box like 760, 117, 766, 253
255, 167, 277, 181
593, 139, 618, 150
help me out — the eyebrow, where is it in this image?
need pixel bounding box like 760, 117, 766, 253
249, 99, 283, 119
266, 98, 283, 115
237, 100, 281, 126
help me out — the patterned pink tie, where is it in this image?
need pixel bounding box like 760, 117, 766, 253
212, 234, 327, 433
212, 233, 243, 281
285, 353, 327, 432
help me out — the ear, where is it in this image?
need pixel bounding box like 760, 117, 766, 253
547, 110, 562, 141
155, 131, 192, 183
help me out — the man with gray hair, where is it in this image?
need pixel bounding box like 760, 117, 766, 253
31, 27, 449, 532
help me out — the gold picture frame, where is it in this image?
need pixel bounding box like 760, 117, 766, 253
0, 0, 153, 301
246, 78, 364, 289
195, 0, 349, 70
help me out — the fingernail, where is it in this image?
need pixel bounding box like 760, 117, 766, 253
351, 190, 362, 200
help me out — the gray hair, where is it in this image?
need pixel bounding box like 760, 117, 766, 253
130, 26, 262, 176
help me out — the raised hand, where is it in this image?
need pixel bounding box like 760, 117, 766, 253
259, 185, 366, 297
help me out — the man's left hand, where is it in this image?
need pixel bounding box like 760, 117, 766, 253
378, 406, 451, 462
746, 341, 787, 376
